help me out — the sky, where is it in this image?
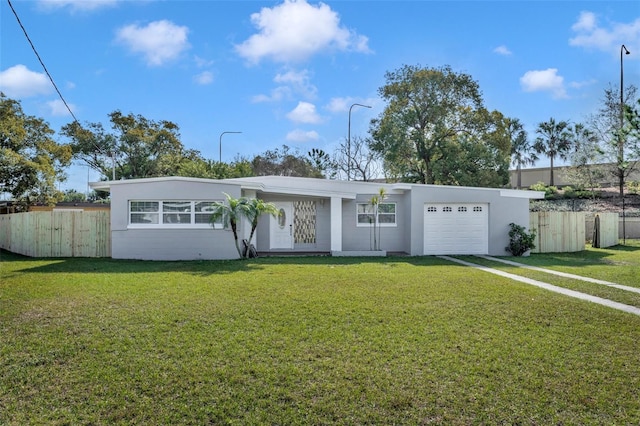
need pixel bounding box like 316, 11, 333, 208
1, 0, 639, 194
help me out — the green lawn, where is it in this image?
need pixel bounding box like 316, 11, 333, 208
1, 249, 640, 425
506, 239, 640, 288
457, 240, 640, 309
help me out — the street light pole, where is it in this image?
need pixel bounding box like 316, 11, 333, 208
219, 131, 242, 163
347, 103, 372, 181
620, 44, 630, 244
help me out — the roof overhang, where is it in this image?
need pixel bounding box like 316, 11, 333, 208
499, 189, 545, 199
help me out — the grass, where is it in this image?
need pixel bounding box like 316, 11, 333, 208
2, 249, 640, 424
503, 239, 640, 288
456, 240, 640, 309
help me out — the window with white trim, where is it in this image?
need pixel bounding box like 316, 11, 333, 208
357, 202, 397, 226
128, 200, 224, 228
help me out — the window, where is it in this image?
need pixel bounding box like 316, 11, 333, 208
426, 206, 437, 212
443, 206, 452, 212
357, 202, 396, 226
195, 201, 217, 224
129, 200, 223, 228
458, 206, 467, 212
130, 201, 159, 224
163, 201, 191, 224
473, 206, 483, 212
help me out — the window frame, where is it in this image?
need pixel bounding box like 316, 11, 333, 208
356, 202, 397, 227
128, 200, 225, 229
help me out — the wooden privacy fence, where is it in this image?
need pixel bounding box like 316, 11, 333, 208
0, 211, 110, 257
529, 212, 619, 253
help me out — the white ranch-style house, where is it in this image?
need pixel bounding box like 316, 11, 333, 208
90, 176, 543, 261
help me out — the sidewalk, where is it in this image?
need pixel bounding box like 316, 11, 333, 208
439, 255, 640, 317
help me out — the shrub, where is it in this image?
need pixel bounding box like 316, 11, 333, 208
562, 186, 577, 199
529, 182, 559, 199
505, 223, 536, 256
626, 180, 640, 195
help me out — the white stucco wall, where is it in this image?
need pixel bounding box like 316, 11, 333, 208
109, 178, 242, 260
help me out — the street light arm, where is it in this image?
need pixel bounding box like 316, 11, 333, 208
219, 131, 242, 163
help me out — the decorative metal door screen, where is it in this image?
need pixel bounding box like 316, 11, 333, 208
294, 201, 316, 244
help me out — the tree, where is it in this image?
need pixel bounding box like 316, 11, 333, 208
209, 193, 251, 258
307, 148, 337, 179
627, 99, 640, 152
245, 197, 280, 249
61, 111, 191, 180
61, 189, 87, 203
332, 136, 381, 181
369, 187, 387, 251
177, 156, 253, 179
0, 94, 72, 205
208, 193, 278, 259
588, 84, 639, 196
508, 118, 537, 189
566, 123, 604, 196
369, 64, 510, 186
533, 118, 572, 186
252, 145, 323, 177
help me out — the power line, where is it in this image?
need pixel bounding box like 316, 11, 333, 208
7, 0, 79, 123
7, 0, 119, 180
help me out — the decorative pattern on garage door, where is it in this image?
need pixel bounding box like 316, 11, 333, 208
294, 201, 316, 244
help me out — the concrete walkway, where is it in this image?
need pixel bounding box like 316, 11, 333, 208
478, 255, 640, 295
438, 255, 640, 317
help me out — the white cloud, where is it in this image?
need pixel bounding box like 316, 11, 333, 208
252, 68, 317, 103
47, 99, 76, 117
286, 101, 322, 124
569, 11, 640, 53
571, 11, 597, 32
37, 0, 119, 12
286, 129, 320, 142
325, 97, 351, 113
251, 86, 291, 103
115, 20, 190, 66
520, 68, 568, 99
0, 64, 52, 98
569, 78, 597, 89
194, 56, 214, 68
235, 0, 371, 64
193, 71, 214, 85
493, 45, 512, 56
325, 97, 376, 113
274, 69, 317, 99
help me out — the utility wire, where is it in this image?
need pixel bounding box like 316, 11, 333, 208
7, 0, 117, 180
7, 0, 79, 123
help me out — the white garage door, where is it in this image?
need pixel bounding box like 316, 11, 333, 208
423, 203, 489, 255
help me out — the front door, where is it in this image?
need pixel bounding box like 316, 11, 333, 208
270, 202, 294, 249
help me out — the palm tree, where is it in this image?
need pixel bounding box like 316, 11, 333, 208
533, 118, 572, 186
369, 187, 387, 251
209, 193, 279, 259
508, 118, 538, 189
209, 193, 250, 258
245, 197, 280, 249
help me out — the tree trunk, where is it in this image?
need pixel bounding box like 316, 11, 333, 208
619, 171, 625, 197
549, 156, 554, 186
230, 221, 242, 258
